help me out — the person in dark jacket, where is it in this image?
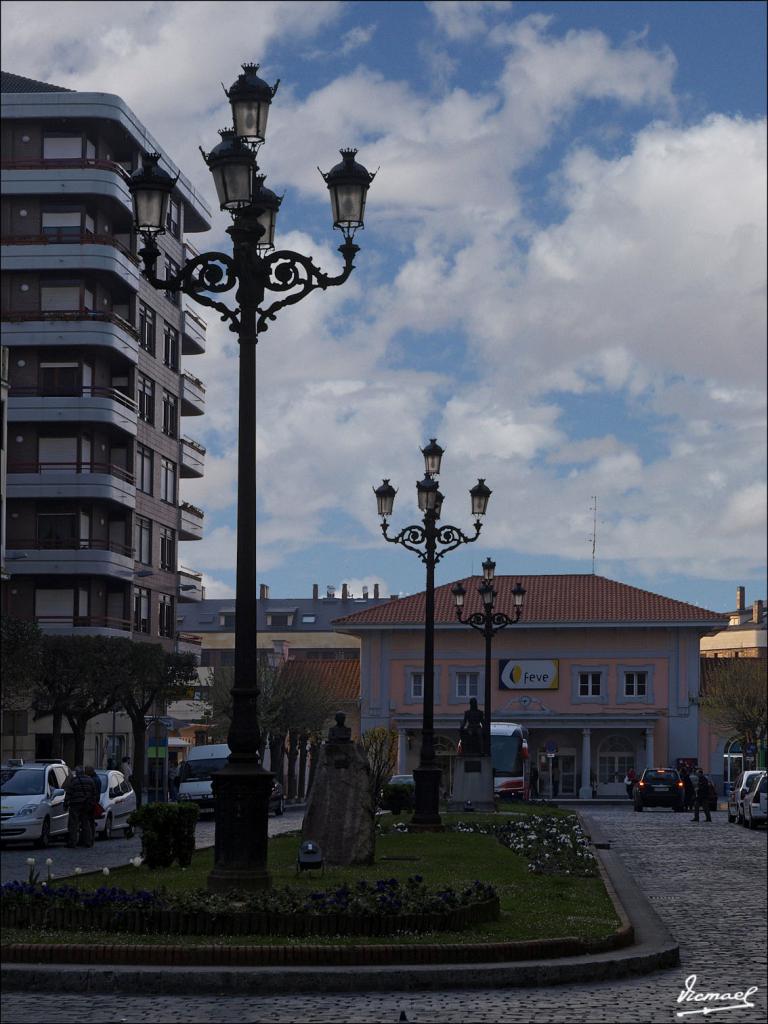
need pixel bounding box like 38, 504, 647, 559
691, 768, 712, 822
65, 766, 98, 847
681, 767, 695, 812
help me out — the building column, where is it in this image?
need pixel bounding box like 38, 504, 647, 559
645, 727, 655, 770
398, 728, 408, 773
579, 727, 593, 799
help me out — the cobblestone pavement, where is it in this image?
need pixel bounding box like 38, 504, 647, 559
0, 806, 303, 884
2, 806, 766, 1023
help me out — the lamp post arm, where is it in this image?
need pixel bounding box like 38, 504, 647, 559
380, 520, 429, 563
255, 242, 359, 334
455, 608, 489, 636
433, 520, 482, 564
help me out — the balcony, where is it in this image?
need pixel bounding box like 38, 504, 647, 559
179, 501, 204, 541
1, 238, 141, 290
0, 310, 140, 361
182, 307, 207, 355
1, 159, 133, 215
35, 614, 132, 639
176, 632, 203, 658
5, 538, 134, 577
9, 385, 138, 436
180, 436, 206, 478
6, 460, 136, 508
178, 566, 204, 602
180, 372, 205, 417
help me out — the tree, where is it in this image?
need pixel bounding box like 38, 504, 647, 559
362, 726, 399, 808
114, 642, 198, 805
35, 634, 86, 758
62, 637, 123, 766
201, 665, 235, 742
1, 617, 43, 757
699, 658, 768, 748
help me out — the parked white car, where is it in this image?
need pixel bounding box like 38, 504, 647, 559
93, 769, 136, 840
0, 760, 71, 848
727, 770, 764, 824
743, 771, 767, 829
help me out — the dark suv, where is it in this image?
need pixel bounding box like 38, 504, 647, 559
633, 768, 685, 812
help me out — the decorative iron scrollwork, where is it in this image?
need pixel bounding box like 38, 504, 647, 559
381, 519, 481, 565
255, 243, 358, 334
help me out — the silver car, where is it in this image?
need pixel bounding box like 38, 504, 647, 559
1, 760, 71, 847
93, 770, 136, 840
743, 771, 767, 829
727, 770, 764, 824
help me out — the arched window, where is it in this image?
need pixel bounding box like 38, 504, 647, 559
597, 734, 635, 784
723, 737, 743, 785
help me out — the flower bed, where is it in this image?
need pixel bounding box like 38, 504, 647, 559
1, 876, 499, 938
389, 814, 598, 877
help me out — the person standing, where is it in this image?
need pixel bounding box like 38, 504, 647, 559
64, 766, 98, 847
681, 766, 695, 812
528, 763, 539, 800
624, 768, 637, 800
691, 768, 713, 822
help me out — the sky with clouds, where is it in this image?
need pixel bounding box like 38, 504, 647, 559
3, 1, 766, 611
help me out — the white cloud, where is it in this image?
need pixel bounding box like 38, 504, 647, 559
427, 1, 513, 40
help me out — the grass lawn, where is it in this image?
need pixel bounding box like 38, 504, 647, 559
3, 810, 620, 948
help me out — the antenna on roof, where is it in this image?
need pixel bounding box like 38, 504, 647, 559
588, 496, 598, 574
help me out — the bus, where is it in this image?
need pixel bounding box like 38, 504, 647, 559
490, 722, 529, 799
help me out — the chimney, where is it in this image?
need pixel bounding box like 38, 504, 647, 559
736, 586, 745, 611
362, 585, 369, 599
272, 639, 289, 663
259, 583, 270, 600
373, 583, 380, 599
342, 583, 349, 600
754, 600, 764, 625
312, 583, 319, 600
327, 585, 335, 599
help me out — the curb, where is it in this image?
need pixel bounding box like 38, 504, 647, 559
1, 814, 679, 994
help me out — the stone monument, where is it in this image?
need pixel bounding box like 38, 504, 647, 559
448, 698, 496, 812
301, 712, 375, 866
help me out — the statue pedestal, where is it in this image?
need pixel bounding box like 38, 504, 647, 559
448, 756, 495, 812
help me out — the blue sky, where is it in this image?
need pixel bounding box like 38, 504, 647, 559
3, 1, 766, 612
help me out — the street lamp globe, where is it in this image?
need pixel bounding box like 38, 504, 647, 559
469, 478, 492, 518
479, 580, 496, 610
512, 579, 527, 609
482, 557, 496, 582
421, 438, 444, 477
251, 175, 282, 250
374, 479, 397, 518
451, 582, 467, 609
416, 474, 440, 513
129, 153, 178, 234
201, 129, 257, 211
320, 149, 376, 237
225, 62, 279, 143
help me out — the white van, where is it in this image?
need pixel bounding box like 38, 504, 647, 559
177, 744, 284, 815
177, 744, 230, 813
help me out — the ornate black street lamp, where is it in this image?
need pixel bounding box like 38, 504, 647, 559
129, 62, 375, 890
374, 441, 491, 827
451, 565, 526, 758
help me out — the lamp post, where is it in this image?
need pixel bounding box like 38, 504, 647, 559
374, 441, 491, 827
129, 62, 375, 890
451, 565, 526, 757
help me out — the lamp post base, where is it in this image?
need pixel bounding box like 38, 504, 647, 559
410, 765, 444, 830
207, 761, 273, 892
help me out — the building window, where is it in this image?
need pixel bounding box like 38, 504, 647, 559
137, 374, 155, 424
41, 207, 84, 238
133, 587, 150, 634
136, 444, 153, 494
267, 612, 293, 628
42, 134, 84, 160
40, 282, 83, 312
579, 672, 602, 697
135, 515, 152, 565
138, 302, 156, 355
165, 198, 181, 239
36, 513, 77, 548
159, 526, 175, 571
160, 457, 176, 504
301, 614, 317, 623
39, 362, 79, 396
624, 671, 647, 697
158, 594, 174, 638
163, 324, 179, 370
410, 672, 424, 701
162, 390, 178, 437
220, 612, 236, 628
456, 671, 479, 699
164, 258, 180, 305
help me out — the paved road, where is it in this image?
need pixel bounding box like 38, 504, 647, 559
1, 806, 303, 884
2, 806, 766, 1023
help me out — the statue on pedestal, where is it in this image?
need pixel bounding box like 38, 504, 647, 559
459, 697, 485, 757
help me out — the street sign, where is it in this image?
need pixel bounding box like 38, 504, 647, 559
545, 740, 558, 754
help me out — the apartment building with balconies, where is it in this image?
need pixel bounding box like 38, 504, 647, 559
1, 71, 210, 654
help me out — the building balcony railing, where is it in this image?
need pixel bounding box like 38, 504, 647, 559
178, 565, 204, 603
9, 538, 133, 556
10, 385, 138, 414
179, 501, 204, 541
1, 308, 139, 340
0, 158, 132, 176
181, 307, 207, 356
180, 372, 205, 416
0, 232, 139, 265
7, 460, 135, 482
36, 615, 132, 638
180, 436, 206, 479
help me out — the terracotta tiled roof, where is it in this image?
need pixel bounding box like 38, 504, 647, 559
333, 575, 726, 628
279, 659, 360, 702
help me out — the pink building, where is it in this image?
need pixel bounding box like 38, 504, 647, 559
335, 574, 726, 798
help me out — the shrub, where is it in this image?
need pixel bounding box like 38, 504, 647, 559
128, 802, 199, 869
381, 783, 414, 815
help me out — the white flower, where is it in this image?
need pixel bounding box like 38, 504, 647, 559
130, 856, 143, 868
26, 857, 35, 866
102, 867, 110, 876
45, 858, 53, 866
74, 867, 82, 875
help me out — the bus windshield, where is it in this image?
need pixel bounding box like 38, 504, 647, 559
177, 758, 228, 783
491, 732, 522, 777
